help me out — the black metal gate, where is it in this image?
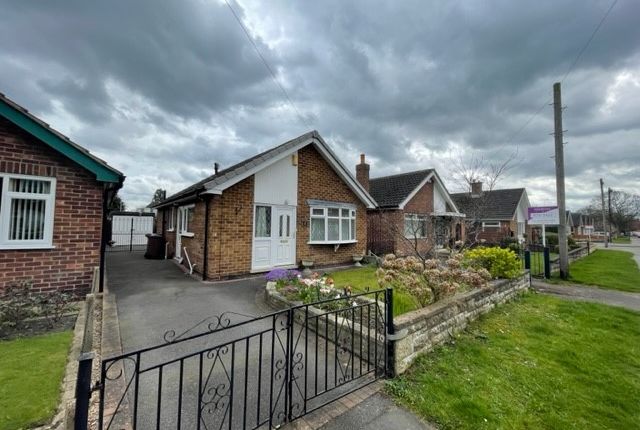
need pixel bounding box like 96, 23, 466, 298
97, 289, 392, 429
524, 244, 551, 279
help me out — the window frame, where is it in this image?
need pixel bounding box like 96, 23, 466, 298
178, 204, 195, 237
482, 221, 501, 231
167, 207, 176, 231
0, 173, 57, 250
404, 214, 428, 238
308, 204, 357, 245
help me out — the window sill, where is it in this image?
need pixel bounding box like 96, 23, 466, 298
308, 240, 357, 245
0, 244, 56, 251
180, 232, 195, 238
167, 228, 175, 232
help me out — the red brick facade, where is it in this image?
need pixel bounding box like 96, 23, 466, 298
366, 179, 462, 256
157, 144, 369, 280
0, 118, 103, 295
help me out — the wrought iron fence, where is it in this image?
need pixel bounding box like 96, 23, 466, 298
95, 289, 392, 430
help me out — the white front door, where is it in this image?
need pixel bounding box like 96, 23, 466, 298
252, 205, 296, 271
175, 209, 183, 259
273, 206, 295, 266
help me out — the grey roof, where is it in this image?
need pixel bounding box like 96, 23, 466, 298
368, 169, 434, 208
155, 130, 377, 209
571, 212, 583, 225
450, 188, 526, 220
156, 131, 317, 207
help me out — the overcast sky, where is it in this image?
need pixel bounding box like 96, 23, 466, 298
1, 0, 638, 210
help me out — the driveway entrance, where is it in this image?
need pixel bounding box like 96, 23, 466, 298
102, 253, 390, 430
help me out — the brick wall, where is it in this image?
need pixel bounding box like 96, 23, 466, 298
296, 145, 367, 267
0, 117, 103, 296
207, 177, 254, 279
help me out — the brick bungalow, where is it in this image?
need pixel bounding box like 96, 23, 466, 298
354, 155, 465, 256
153, 131, 376, 280
450, 183, 530, 244
0, 93, 124, 295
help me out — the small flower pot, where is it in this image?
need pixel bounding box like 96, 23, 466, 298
352, 255, 364, 267
301, 260, 314, 277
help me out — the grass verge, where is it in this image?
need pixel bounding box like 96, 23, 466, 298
550, 249, 640, 292
612, 236, 631, 244
0, 331, 73, 430
387, 293, 640, 429
329, 266, 419, 316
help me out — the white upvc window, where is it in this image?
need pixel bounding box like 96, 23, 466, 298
482, 221, 500, 231
167, 207, 175, 231
404, 214, 428, 238
0, 174, 56, 249
178, 204, 195, 236
309, 205, 356, 244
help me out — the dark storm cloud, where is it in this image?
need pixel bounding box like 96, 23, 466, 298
0, 0, 638, 210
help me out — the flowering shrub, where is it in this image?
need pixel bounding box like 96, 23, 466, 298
463, 247, 522, 279
265, 268, 301, 283
267, 271, 356, 309
376, 254, 491, 307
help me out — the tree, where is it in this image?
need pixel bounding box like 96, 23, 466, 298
448, 151, 517, 247
148, 189, 166, 208
579, 190, 640, 233
108, 194, 125, 212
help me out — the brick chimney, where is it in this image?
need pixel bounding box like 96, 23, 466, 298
471, 181, 483, 197
356, 153, 370, 192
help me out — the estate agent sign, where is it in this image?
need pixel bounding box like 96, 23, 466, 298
528, 206, 559, 225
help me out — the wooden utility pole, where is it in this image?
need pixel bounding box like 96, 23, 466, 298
600, 178, 608, 248
553, 82, 569, 278
608, 187, 613, 237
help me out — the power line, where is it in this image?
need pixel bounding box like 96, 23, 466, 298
561, 0, 619, 84
223, 0, 312, 130
500, 0, 618, 149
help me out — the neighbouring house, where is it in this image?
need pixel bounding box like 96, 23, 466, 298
0, 93, 124, 295
566, 210, 575, 235
450, 183, 530, 244
354, 155, 465, 256
571, 212, 595, 238
153, 131, 376, 280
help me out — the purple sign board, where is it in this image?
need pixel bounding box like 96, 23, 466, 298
528, 206, 559, 225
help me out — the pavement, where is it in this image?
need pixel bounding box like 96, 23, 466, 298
104, 251, 427, 429
531, 237, 640, 312
318, 393, 433, 430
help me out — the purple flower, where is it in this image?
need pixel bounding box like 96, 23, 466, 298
265, 268, 301, 282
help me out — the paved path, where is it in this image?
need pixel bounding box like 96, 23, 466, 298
531, 280, 640, 312
318, 393, 432, 430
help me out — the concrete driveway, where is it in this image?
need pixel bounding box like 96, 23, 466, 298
103, 252, 384, 430
106, 252, 270, 353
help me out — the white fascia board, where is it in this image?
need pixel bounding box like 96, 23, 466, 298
398, 172, 434, 210
432, 171, 461, 213
311, 141, 377, 209
202, 139, 313, 195
201, 136, 377, 209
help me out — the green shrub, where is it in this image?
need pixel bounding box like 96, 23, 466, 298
464, 247, 522, 279
543, 232, 558, 246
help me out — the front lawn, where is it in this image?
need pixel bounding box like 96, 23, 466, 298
612, 236, 631, 244
329, 266, 419, 316
0, 331, 73, 430
552, 249, 640, 292
388, 293, 640, 429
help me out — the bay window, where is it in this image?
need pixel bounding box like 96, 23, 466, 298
0, 174, 56, 249
309, 204, 356, 244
